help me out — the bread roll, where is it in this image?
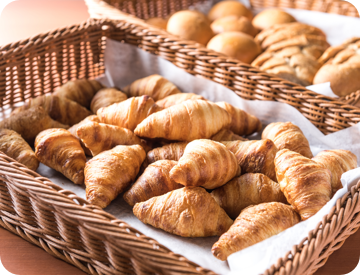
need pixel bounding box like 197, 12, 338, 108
207, 32, 261, 64
253, 9, 296, 31
211, 15, 258, 37
167, 10, 214, 45
208, 1, 253, 21
145, 17, 167, 30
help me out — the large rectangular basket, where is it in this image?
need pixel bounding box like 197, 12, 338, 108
1, 18, 360, 275
85, 0, 360, 107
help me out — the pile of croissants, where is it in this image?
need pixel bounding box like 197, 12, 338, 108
0, 74, 357, 260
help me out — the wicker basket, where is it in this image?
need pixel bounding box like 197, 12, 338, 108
1, 18, 360, 275
85, 0, 360, 107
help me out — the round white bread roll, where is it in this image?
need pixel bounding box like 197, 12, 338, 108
211, 15, 258, 37
252, 9, 296, 30
208, 1, 253, 22
207, 31, 261, 64
167, 10, 214, 45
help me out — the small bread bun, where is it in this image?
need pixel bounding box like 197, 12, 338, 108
167, 10, 214, 45
207, 31, 261, 64
211, 15, 258, 37
253, 9, 296, 30
208, 1, 253, 22
145, 17, 168, 30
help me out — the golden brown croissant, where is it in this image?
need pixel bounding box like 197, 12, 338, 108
53, 79, 103, 108
85, 145, 145, 208
216, 102, 262, 136
222, 139, 278, 182
124, 160, 183, 206
146, 142, 188, 164
90, 88, 127, 113
35, 128, 86, 184
11, 94, 92, 126
156, 93, 206, 108
123, 74, 181, 101
212, 202, 300, 260
170, 139, 240, 189
0, 106, 68, 144
262, 122, 313, 158
0, 129, 39, 171
313, 150, 357, 194
76, 121, 146, 156
97, 95, 163, 131
133, 187, 233, 237
134, 100, 232, 141
275, 149, 331, 220
211, 173, 287, 219
211, 129, 248, 142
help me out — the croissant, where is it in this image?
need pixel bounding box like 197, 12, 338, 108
85, 145, 145, 208
123, 74, 181, 101
90, 88, 127, 113
97, 95, 163, 131
170, 139, 240, 189
53, 79, 103, 108
212, 173, 287, 219
133, 187, 233, 237
275, 149, 331, 220
11, 94, 92, 126
35, 128, 86, 184
68, 115, 100, 137
216, 102, 262, 136
134, 100, 232, 141
146, 142, 188, 164
262, 122, 313, 158
0, 129, 39, 171
124, 160, 183, 206
76, 121, 146, 156
156, 93, 206, 108
212, 202, 300, 260
222, 140, 278, 182
313, 150, 357, 194
211, 129, 248, 142
0, 106, 68, 144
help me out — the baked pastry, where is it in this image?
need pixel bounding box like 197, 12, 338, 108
212, 202, 300, 260
76, 121, 146, 156
124, 160, 182, 206
53, 79, 103, 108
313, 150, 357, 194
11, 94, 92, 126
169, 139, 240, 189
210, 15, 258, 37
208, 1, 253, 21
85, 145, 145, 208
35, 129, 86, 184
314, 37, 360, 97
146, 142, 188, 165
134, 100, 231, 141
0, 129, 39, 171
222, 139, 278, 181
97, 95, 162, 131
211, 173, 287, 219
252, 9, 296, 31
262, 122, 313, 158
123, 75, 181, 101
216, 102, 262, 135
211, 129, 248, 142
167, 10, 214, 45
207, 32, 261, 64
145, 17, 167, 30
133, 187, 233, 237
275, 149, 332, 220
0, 106, 68, 144
156, 93, 206, 108
90, 88, 127, 113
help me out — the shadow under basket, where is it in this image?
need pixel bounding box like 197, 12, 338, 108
1, 18, 360, 275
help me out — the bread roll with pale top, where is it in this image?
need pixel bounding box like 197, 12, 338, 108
207, 32, 261, 64
253, 9, 296, 30
208, 1, 253, 21
167, 10, 214, 45
211, 15, 258, 37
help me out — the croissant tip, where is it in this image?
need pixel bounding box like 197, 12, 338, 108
211, 246, 226, 261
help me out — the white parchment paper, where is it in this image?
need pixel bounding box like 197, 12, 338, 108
35, 40, 360, 274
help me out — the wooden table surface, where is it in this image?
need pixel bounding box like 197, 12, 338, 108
0, 1, 360, 274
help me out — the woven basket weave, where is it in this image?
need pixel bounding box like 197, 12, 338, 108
1, 18, 360, 275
